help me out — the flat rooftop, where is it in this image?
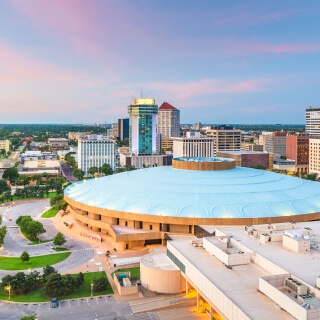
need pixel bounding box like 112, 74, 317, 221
207, 221, 320, 287
141, 249, 179, 270
169, 237, 294, 320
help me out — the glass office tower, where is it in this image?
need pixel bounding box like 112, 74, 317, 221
128, 98, 158, 155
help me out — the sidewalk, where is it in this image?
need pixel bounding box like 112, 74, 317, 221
52, 209, 150, 301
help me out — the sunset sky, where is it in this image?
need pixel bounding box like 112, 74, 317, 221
1, 0, 320, 124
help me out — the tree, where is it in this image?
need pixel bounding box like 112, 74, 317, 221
100, 163, 113, 176
93, 276, 108, 292
73, 168, 85, 180
0, 215, 7, 247
53, 232, 66, 248
43, 273, 64, 296
88, 166, 99, 177
26, 220, 46, 240
0, 226, 7, 247
123, 137, 129, 147
20, 250, 30, 263
0, 180, 10, 194
2, 167, 19, 184
20, 315, 37, 320
16, 176, 30, 187
30, 174, 42, 185
42, 265, 57, 282
50, 194, 63, 207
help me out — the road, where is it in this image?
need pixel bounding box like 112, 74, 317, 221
0, 150, 21, 170
0, 296, 160, 320
0, 201, 94, 278
61, 161, 77, 182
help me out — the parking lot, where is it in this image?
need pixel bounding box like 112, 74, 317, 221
0, 295, 159, 320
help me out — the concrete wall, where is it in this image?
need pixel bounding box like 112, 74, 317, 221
140, 260, 184, 293
282, 235, 310, 253
259, 276, 307, 320
114, 272, 139, 296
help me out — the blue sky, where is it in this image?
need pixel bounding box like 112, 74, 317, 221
1, 0, 320, 124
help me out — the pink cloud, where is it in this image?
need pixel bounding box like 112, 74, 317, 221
10, 0, 106, 56
0, 41, 114, 86
146, 78, 271, 100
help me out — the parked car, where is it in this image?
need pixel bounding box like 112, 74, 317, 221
50, 297, 59, 308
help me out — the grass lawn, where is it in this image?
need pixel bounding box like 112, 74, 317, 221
0, 252, 71, 270
28, 239, 52, 245
0, 271, 113, 302
6, 191, 57, 203
20, 231, 52, 244
112, 267, 140, 281
41, 207, 59, 218
52, 247, 69, 252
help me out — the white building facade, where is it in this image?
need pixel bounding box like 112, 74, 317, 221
172, 132, 215, 158
306, 107, 320, 136
78, 135, 116, 177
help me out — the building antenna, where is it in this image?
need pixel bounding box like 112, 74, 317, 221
141, 89, 143, 98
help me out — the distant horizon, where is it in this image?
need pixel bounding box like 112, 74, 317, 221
0, 123, 306, 126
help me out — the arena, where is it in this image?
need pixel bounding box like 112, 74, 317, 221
64, 157, 320, 249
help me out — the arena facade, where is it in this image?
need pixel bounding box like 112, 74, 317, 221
64, 157, 320, 249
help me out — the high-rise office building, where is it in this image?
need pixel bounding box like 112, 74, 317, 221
306, 107, 320, 136
128, 98, 158, 155
157, 102, 180, 138
78, 134, 116, 177
118, 118, 129, 141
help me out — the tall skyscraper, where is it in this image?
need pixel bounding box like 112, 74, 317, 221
78, 134, 116, 177
118, 118, 129, 141
128, 98, 158, 155
306, 107, 320, 136
157, 102, 180, 138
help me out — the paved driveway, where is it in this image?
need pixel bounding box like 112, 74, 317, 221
0, 296, 160, 320
0, 201, 94, 279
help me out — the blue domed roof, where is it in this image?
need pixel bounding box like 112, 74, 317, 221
64, 166, 320, 219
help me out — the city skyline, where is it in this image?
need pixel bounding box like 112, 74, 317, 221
1, 0, 320, 124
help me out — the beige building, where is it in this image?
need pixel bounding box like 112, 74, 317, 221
48, 138, 69, 150
68, 132, 92, 140
309, 137, 320, 176
260, 132, 287, 158
206, 125, 241, 154
0, 139, 10, 152
241, 142, 263, 152
139, 221, 320, 319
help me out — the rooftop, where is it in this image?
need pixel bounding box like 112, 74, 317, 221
65, 165, 320, 219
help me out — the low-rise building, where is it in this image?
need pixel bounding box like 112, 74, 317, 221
48, 138, 69, 150
119, 153, 172, 168
217, 151, 271, 168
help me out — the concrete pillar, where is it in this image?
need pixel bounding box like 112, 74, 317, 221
197, 291, 199, 311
